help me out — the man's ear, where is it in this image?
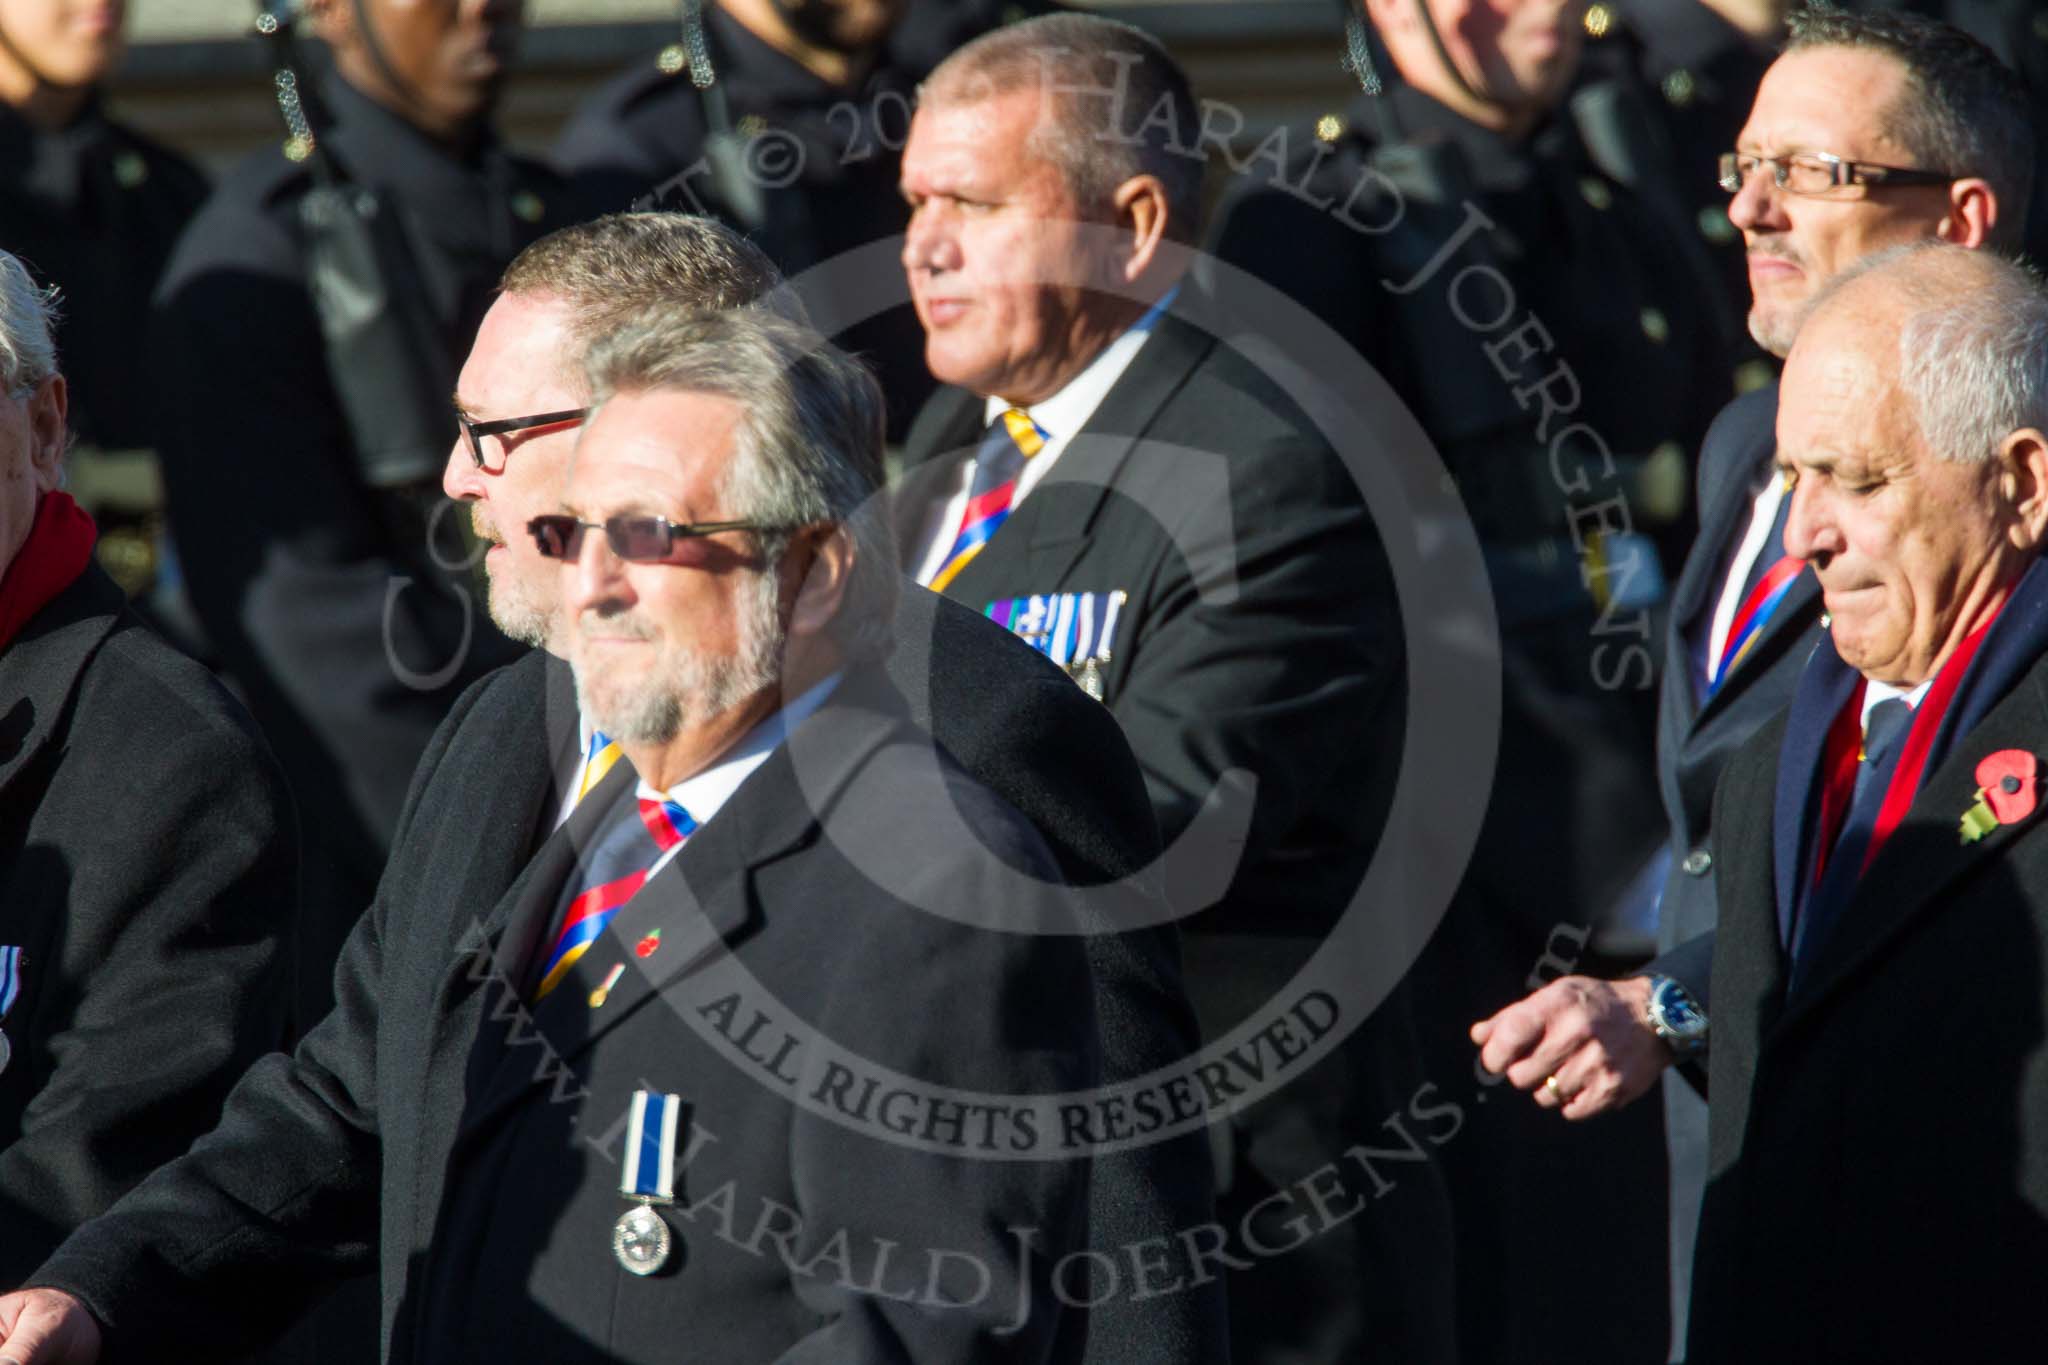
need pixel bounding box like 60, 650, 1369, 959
1998, 426, 2048, 551
1110, 174, 1174, 285
785, 524, 853, 641
1937, 178, 1999, 250
25, 375, 67, 495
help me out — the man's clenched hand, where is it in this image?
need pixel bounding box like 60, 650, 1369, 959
1470, 976, 1672, 1119
0, 1288, 102, 1365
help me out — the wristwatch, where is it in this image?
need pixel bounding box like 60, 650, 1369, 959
1645, 975, 1709, 1059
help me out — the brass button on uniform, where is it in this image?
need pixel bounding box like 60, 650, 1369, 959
1662, 69, 1697, 107
1682, 849, 1712, 877
657, 43, 686, 74
1640, 307, 1670, 344
1580, 176, 1613, 211
1316, 114, 1342, 144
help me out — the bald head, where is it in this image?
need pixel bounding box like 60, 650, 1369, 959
1777, 243, 2048, 684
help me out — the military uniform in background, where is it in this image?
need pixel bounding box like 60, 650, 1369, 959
885, 0, 1062, 74
1211, 75, 1742, 1365
1579, 0, 1776, 384
554, 4, 964, 440
151, 73, 572, 1029
0, 100, 207, 603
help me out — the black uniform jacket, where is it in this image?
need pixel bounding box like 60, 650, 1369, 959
0, 563, 294, 1286
150, 76, 569, 880
554, 4, 934, 437
0, 100, 207, 453
1692, 639, 2048, 1363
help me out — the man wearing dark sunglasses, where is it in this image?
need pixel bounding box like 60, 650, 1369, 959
441, 213, 1219, 1363
0, 299, 1197, 1364
0, 214, 1211, 1363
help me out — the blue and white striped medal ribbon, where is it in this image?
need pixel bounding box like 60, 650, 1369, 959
613, 1090, 682, 1276
0, 946, 21, 1075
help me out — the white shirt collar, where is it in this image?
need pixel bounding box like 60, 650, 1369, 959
567, 673, 841, 831
636, 672, 841, 823
1861, 676, 1933, 727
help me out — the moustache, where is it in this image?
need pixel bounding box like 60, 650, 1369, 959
470, 503, 502, 547
575, 608, 659, 642
1747, 234, 1809, 271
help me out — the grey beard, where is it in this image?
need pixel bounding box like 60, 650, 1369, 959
572, 570, 787, 744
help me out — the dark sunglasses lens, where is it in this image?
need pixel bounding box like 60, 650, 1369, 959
609, 517, 670, 560
529, 516, 577, 559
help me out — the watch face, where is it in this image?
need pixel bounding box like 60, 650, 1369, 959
1655, 980, 1708, 1038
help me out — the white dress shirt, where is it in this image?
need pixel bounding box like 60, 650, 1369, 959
1704, 473, 1789, 689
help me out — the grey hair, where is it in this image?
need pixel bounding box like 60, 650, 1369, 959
1785, 5, 2035, 251
582, 308, 898, 663
500, 212, 810, 379
0, 251, 58, 396
1817, 241, 2048, 464
920, 13, 1205, 242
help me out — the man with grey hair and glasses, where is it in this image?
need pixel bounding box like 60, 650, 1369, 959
0, 305, 1172, 1363
1474, 11, 2034, 1357
0, 248, 294, 1292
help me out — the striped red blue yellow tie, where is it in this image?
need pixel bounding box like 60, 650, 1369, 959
928, 409, 1045, 594
533, 795, 697, 1001
1708, 555, 1804, 697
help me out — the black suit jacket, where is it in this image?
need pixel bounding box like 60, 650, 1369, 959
1645, 382, 1818, 1356
1655, 383, 1821, 965
896, 302, 1458, 1365
895, 304, 1403, 953
1691, 649, 2048, 1363
0, 564, 294, 1287
32, 610, 1220, 1361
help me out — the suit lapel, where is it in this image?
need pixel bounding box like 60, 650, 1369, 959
1775, 662, 2048, 1037
1771, 647, 1860, 948
944, 310, 1218, 607
1671, 460, 1764, 653
892, 386, 983, 556
0, 567, 123, 808
449, 665, 910, 1145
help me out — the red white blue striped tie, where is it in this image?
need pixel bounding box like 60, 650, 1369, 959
533, 796, 696, 1001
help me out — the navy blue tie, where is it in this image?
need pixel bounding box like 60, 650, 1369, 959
1791, 696, 1914, 982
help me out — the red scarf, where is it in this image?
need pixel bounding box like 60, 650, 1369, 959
1811, 602, 2003, 884
0, 491, 98, 652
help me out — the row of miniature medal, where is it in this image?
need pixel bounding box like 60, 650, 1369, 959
985, 589, 1126, 701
